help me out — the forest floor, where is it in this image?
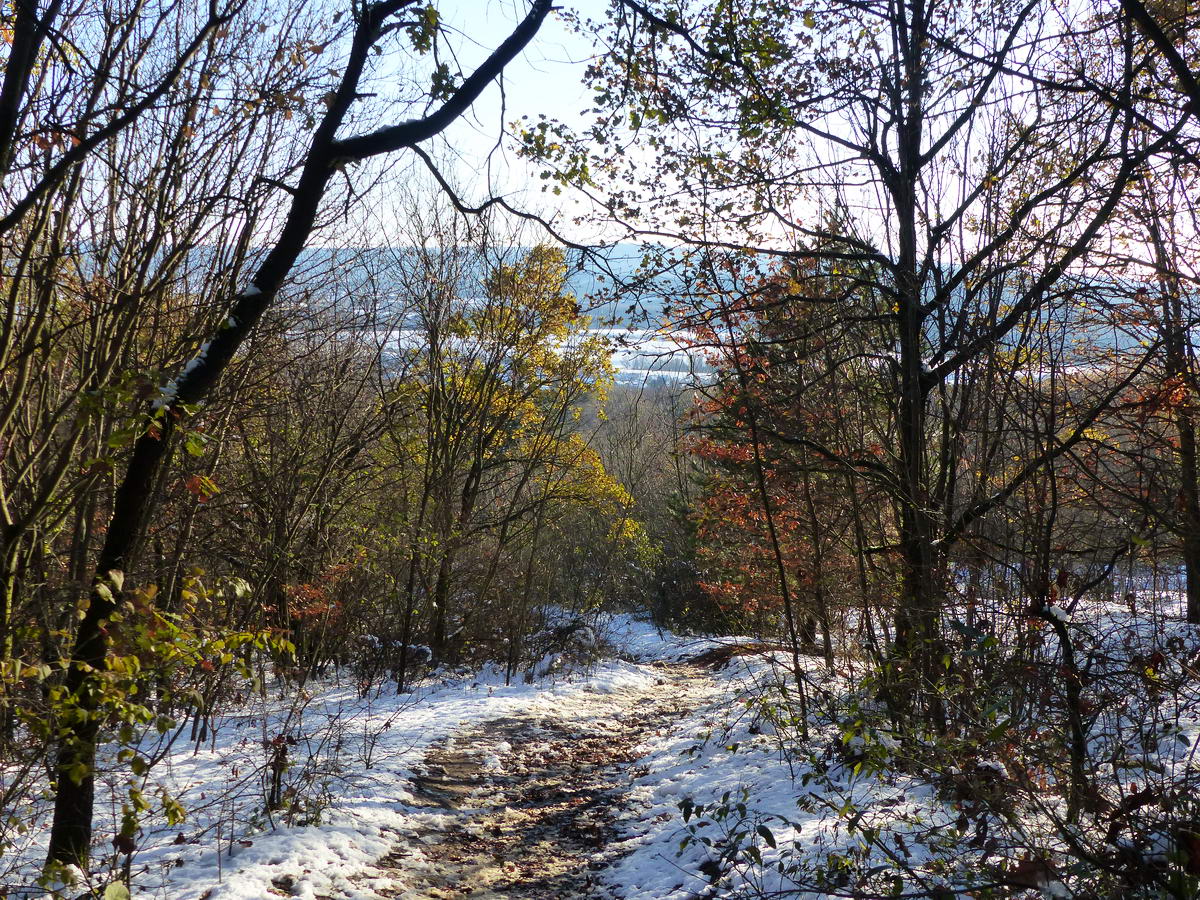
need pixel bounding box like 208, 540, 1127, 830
10, 602, 1199, 898
23, 603, 1194, 899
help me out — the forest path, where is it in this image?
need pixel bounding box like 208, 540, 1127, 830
358, 661, 711, 899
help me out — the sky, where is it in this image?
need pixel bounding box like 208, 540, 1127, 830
415, 0, 608, 236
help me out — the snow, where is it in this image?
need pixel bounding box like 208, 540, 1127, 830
150, 341, 212, 411
598, 596, 1200, 898
601, 613, 723, 662
151, 379, 177, 409
4, 615, 727, 898
1044, 603, 1072, 624
180, 343, 211, 379
8, 600, 1200, 898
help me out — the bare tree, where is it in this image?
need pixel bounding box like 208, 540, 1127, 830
526, 0, 1188, 725
46, 0, 552, 868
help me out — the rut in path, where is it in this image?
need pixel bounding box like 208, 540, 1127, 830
369, 663, 708, 899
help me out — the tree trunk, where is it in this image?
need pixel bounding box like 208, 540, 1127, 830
888, 0, 947, 732
430, 550, 452, 663
1146, 200, 1200, 624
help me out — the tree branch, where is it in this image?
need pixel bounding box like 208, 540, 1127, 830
1121, 0, 1200, 113
331, 0, 553, 161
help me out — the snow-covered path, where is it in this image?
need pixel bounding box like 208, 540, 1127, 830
120, 617, 734, 900
362, 662, 710, 898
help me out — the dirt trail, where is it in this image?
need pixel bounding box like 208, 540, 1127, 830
367, 662, 708, 899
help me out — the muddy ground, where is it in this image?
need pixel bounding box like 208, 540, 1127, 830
360, 663, 709, 899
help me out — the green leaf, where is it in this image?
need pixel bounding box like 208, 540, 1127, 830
104, 882, 131, 900
183, 432, 208, 457
756, 824, 777, 848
